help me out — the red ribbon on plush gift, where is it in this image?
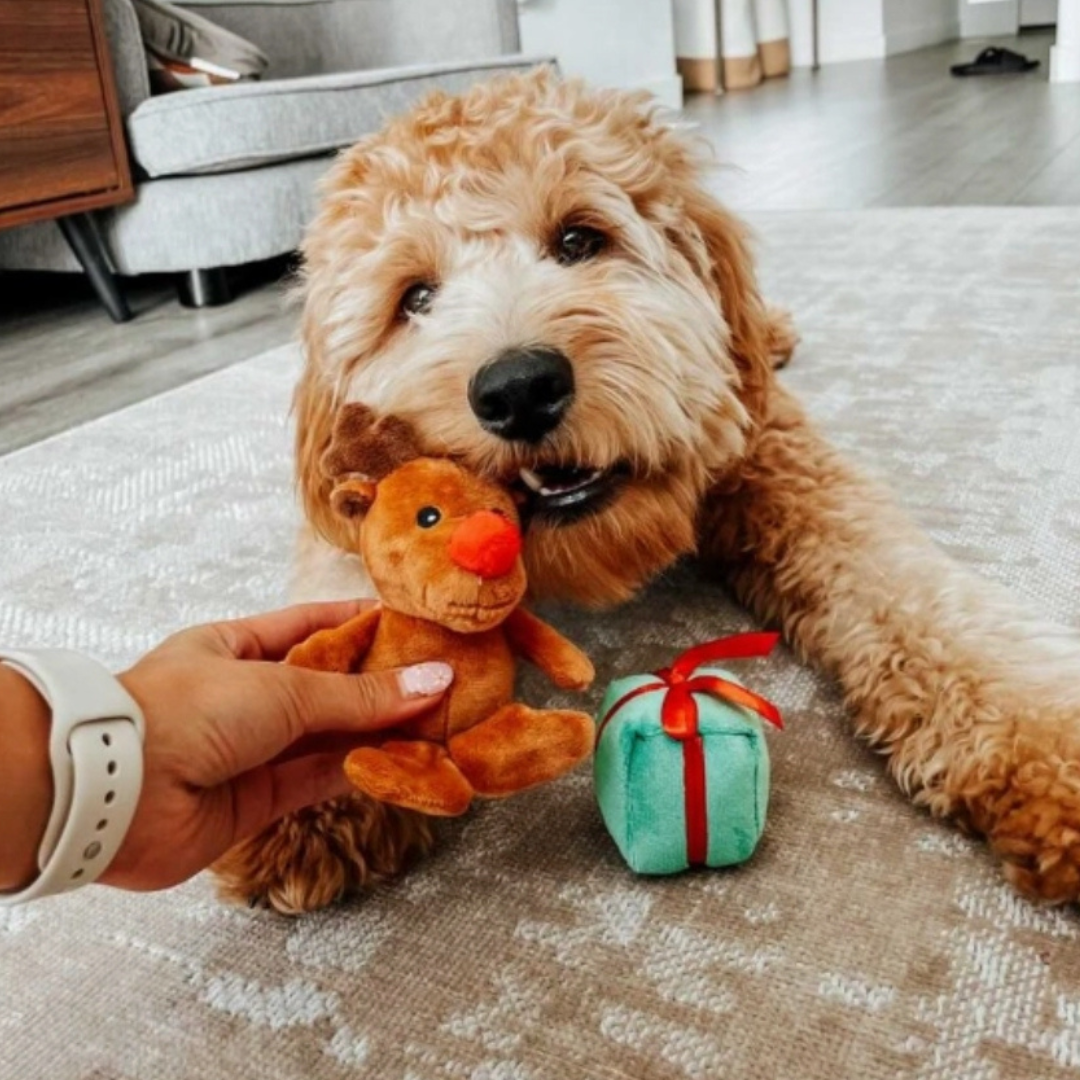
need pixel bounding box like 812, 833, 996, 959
595, 632, 784, 867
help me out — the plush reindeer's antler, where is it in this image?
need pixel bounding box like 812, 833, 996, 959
320, 402, 422, 482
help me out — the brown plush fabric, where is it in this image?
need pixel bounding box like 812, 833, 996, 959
344, 741, 474, 817
286, 606, 382, 672
360, 609, 517, 741
449, 703, 596, 797
286, 434, 595, 816
320, 402, 422, 481
503, 607, 595, 690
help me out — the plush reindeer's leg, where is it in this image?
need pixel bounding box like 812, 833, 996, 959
450, 705, 595, 797
700, 385, 1080, 903
345, 742, 475, 817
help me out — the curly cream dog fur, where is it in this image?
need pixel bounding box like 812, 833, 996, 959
213, 69, 1080, 913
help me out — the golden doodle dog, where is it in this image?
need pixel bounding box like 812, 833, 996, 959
214, 68, 1080, 913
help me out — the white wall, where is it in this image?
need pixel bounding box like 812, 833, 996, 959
1021, 0, 1060, 25
884, 0, 961, 53
960, 0, 1020, 36
786, 0, 959, 64
789, 0, 886, 63
517, 0, 682, 108
1051, 0, 1080, 81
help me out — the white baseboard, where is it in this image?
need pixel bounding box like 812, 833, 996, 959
960, 1, 1019, 38
637, 73, 684, 110
886, 20, 961, 56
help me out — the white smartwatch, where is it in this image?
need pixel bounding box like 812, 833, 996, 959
0, 649, 145, 906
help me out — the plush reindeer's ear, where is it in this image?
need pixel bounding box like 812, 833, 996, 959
330, 478, 378, 519
320, 402, 422, 482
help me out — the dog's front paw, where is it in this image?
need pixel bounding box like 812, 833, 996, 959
977, 727, 1080, 904
212, 794, 435, 915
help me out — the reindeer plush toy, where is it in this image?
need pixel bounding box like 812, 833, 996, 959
285, 404, 596, 816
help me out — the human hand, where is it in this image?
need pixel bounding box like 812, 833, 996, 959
102, 600, 452, 891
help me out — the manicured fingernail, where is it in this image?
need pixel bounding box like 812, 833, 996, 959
398, 662, 454, 697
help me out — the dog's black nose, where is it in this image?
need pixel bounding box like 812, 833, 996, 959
468, 346, 575, 443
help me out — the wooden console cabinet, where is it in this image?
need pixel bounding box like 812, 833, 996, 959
0, 0, 135, 319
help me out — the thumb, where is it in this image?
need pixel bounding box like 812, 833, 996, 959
282, 661, 455, 738
205, 661, 456, 784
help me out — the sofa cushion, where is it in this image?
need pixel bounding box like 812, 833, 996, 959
126, 55, 549, 178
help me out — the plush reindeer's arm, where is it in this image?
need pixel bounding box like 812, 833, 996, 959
285, 606, 382, 673
504, 608, 594, 691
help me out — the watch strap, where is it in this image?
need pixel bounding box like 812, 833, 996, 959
0, 649, 145, 905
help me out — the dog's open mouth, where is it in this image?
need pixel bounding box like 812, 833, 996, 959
513, 461, 630, 524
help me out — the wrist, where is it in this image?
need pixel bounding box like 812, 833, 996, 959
0, 650, 146, 906
0, 665, 54, 891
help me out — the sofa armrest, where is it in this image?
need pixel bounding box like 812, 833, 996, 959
178, 0, 520, 79
103, 0, 152, 116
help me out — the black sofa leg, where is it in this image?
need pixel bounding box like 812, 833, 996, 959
178, 268, 233, 308
57, 213, 133, 324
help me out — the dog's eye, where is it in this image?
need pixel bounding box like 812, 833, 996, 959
416, 506, 442, 528
555, 225, 607, 266
400, 282, 437, 318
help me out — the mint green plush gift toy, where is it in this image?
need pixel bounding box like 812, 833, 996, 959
593, 633, 784, 875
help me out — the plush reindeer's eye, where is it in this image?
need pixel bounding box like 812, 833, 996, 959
400, 282, 437, 318
555, 225, 607, 266
416, 506, 442, 528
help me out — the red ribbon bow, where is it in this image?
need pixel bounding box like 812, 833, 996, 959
596, 631, 784, 747
596, 632, 784, 868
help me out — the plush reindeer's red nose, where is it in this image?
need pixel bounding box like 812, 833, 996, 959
448, 511, 522, 579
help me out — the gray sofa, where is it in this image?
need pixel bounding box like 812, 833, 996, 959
0, 0, 544, 315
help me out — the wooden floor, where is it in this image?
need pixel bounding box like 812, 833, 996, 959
689, 31, 1079, 210
0, 262, 298, 456
0, 30, 1073, 456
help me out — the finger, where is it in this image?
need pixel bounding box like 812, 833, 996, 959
206, 600, 379, 661
197, 661, 454, 784
225, 752, 356, 845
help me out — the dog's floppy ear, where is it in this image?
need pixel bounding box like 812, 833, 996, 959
320, 402, 422, 482
670, 185, 776, 427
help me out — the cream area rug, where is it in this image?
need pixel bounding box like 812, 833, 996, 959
2, 207, 1079, 1080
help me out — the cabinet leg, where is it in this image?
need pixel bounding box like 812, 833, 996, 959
57, 213, 133, 323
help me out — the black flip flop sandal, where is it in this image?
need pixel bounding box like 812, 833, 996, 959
951, 46, 1040, 77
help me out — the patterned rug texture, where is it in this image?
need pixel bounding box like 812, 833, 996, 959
1, 207, 1079, 1080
